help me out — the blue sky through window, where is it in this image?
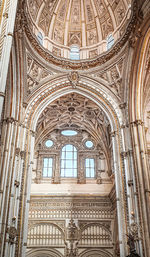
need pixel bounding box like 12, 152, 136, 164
85, 158, 95, 178
43, 158, 53, 177
61, 144, 77, 177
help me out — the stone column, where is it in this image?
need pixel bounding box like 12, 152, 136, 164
120, 125, 134, 224
21, 131, 35, 257
0, 118, 19, 257
130, 120, 150, 257
0, 0, 18, 120
111, 130, 128, 257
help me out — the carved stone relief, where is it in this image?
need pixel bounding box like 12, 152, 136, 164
36, 93, 111, 151
70, 0, 81, 31
89, 49, 98, 58
27, 0, 40, 21
115, 0, 126, 26
27, 197, 115, 256
85, 0, 94, 23
95, 0, 106, 17
53, 28, 64, 44
26, 54, 53, 93
57, 0, 68, 22
101, 18, 114, 39
87, 29, 97, 46
38, 2, 55, 36
52, 46, 61, 57
69, 32, 81, 46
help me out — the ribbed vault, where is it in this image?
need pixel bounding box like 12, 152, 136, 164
36, 93, 111, 151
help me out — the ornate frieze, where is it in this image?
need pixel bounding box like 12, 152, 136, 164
26, 53, 54, 94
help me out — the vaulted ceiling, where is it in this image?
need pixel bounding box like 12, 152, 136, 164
36, 93, 111, 157
26, 0, 131, 58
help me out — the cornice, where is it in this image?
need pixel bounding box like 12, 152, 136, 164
18, 0, 141, 70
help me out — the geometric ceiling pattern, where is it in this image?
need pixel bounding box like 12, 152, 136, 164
36, 93, 111, 155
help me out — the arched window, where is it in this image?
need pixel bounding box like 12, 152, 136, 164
107, 34, 114, 50
85, 158, 95, 178
37, 31, 43, 45
61, 144, 77, 177
70, 45, 80, 60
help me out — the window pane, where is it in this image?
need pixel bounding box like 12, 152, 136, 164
91, 168, 95, 178
48, 158, 52, 167
37, 32, 43, 45
44, 158, 48, 166
43, 158, 53, 177
61, 130, 77, 136
66, 144, 73, 151
70, 46, 80, 60
43, 168, 47, 177
107, 34, 114, 50
85, 140, 94, 148
66, 151, 73, 159
48, 167, 52, 177
85, 158, 95, 178
61, 160, 65, 168
61, 145, 77, 177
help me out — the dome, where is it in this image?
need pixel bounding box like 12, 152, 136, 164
26, 0, 131, 60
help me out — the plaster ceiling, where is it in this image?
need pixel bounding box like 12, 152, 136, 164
26, 0, 131, 59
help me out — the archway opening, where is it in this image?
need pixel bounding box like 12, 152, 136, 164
26, 93, 118, 257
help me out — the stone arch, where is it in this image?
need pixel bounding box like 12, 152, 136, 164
131, 26, 150, 121
79, 248, 113, 257
24, 77, 123, 132
20, 78, 128, 256
26, 248, 64, 257
79, 222, 112, 246
27, 222, 65, 247
129, 19, 150, 257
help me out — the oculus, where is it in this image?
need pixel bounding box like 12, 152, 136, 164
45, 140, 53, 147
61, 130, 78, 136
85, 140, 94, 148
